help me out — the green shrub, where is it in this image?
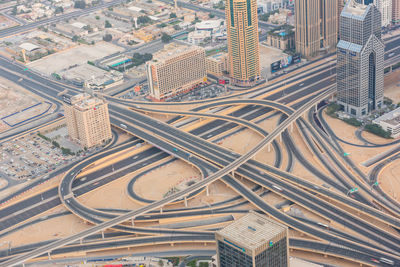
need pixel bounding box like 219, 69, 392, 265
341, 117, 362, 127
364, 124, 392, 139
326, 103, 341, 118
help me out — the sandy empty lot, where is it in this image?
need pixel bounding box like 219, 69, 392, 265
384, 69, 400, 103
27, 41, 124, 75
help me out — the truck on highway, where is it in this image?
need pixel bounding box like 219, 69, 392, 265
380, 257, 394, 265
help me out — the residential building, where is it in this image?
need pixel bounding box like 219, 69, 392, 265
226, 0, 260, 86
63, 93, 112, 148
374, 0, 392, 27
206, 52, 228, 76
295, 0, 338, 58
215, 212, 289, 267
337, 0, 384, 117
373, 107, 400, 138
146, 43, 206, 100
394, 0, 400, 24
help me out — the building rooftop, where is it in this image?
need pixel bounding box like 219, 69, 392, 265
207, 52, 227, 62
70, 93, 105, 111
337, 40, 363, 53
195, 19, 223, 30
19, 42, 39, 52
342, 0, 369, 18
374, 107, 400, 127
150, 43, 203, 63
216, 212, 287, 250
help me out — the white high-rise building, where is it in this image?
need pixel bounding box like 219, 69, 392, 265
374, 0, 392, 26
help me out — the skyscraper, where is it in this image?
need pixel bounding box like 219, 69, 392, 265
215, 212, 289, 267
374, 0, 392, 27
226, 0, 260, 86
394, 0, 400, 24
337, 0, 384, 117
295, 0, 338, 58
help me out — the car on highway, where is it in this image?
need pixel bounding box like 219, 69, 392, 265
120, 124, 127, 129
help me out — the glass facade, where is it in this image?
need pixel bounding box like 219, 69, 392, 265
336, 2, 384, 117
217, 240, 253, 267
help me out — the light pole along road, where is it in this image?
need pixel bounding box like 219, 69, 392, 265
0, 87, 334, 267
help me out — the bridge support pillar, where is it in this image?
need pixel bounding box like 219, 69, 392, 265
101, 231, 104, 239
131, 218, 135, 226
80, 239, 83, 245
160, 207, 163, 214
231, 171, 235, 177
206, 185, 209, 196
290, 123, 294, 133
184, 196, 188, 207
279, 133, 282, 143
48, 252, 51, 260
267, 143, 271, 152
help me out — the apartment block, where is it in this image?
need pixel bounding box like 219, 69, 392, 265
63, 93, 112, 148
146, 43, 206, 100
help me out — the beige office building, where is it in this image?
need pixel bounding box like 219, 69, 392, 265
216, 212, 289, 267
206, 52, 228, 77
64, 93, 112, 148
295, 0, 338, 58
226, 0, 260, 86
146, 43, 206, 100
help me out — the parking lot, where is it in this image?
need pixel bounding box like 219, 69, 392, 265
166, 83, 227, 102
0, 133, 82, 180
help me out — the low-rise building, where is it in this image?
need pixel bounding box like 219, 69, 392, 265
133, 30, 153, 42
195, 19, 224, 34
206, 52, 228, 76
187, 30, 211, 45
266, 26, 295, 51
373, 107, 400, 138
146, 43, 206, 100
63, 93, 112, 148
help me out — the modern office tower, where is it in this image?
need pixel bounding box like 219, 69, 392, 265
225, 0, 260, 86
63, 93, 112, 148
146, 43, 206, 100
337, 0, 384, 117
215, 212, 289, 267
374, 0, 392, 26
295, 0, 338, 58
394, 0, 400, 24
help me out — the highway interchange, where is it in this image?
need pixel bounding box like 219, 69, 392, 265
0, 5, 400, 266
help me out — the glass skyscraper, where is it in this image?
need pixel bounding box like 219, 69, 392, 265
215, 212, 289, 267
337, 0, 384, 117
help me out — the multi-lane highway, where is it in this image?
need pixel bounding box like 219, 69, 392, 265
0, 10, 400, 265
